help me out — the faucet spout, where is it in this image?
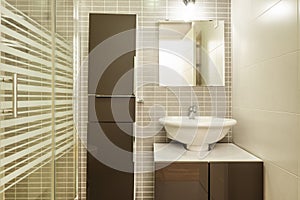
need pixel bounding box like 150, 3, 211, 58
188, 105, 198, 119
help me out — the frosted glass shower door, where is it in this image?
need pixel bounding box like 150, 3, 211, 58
0, 0, 76, 199
0, 1, 55, 199
54, 34, 76, 200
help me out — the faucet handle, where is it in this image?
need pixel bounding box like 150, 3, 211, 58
189, 105, 198, 112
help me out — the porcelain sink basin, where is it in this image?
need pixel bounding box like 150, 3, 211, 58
159, 116, 237, 152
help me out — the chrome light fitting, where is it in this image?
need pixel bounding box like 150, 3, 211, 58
183, 0, 195, 6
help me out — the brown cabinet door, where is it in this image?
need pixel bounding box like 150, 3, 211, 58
88, 96, 135, 122
88, 14, 136, 95
155, 163, 209, 200
87, 122, 134, 200
210, 162, 263, 200
87, 152, 134, 200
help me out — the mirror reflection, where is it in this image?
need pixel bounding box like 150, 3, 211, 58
159, 20, 225, 86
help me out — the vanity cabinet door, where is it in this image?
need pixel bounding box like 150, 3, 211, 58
210, 162, 263, 200
155, 163, 209, 200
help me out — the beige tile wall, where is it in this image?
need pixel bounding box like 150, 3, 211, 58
232, 0, 300, 199
78, 0, 231, 199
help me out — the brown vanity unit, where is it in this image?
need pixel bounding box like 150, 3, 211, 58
154, 143, 263, 200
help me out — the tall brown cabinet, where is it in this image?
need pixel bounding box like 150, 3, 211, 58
87, 14, 136, 200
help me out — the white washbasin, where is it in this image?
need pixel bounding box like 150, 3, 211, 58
159, 116, 237, 152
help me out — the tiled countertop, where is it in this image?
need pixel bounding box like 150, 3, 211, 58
154, 142, 262, 162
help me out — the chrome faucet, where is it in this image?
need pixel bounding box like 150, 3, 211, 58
188, 105, 198, 119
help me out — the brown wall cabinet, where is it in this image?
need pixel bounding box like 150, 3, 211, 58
88, 13, 136, 200
88, 13, 136, 96
155, 162, 263, 200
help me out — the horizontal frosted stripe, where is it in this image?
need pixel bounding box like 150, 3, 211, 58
56, 88, 73, 94
55, 115, 73, 122
0, 119, 51, 136
55, 75, 73, 83
18, 100, 52, 108
0, 6, 52, 42
56, 131, 74, 143
55, 141, 74, 157
0, 145, 52, 178
56, 57, 72, 67
55, 83, 73, 88
1, 18, 51, 50
56, 137, 74, 149
55, 110, 73, 118
55, 145, 73, 161
1, 82, 52, 93
0, 63, 52, 80
17, 108, 52, 116
0, 25, 52, 55
0, 44, 52, 68
56, 62, 73, 73
18, 84, 52, 93
55, 75, 73, 84
2, 0, 52, 34
55, 121, 73, 130
55, 72, 73, 80
17, 78, 51, 86
56, 42, 72, 52
56, 140, 74, 154
18, 46, 52, 62
0, 151, 52, 190
55, 112, 73, 118
56, 107, 73, 112
55, 43, 72, 52
56, 51, 72, 63
17, 94, 52, 98
56, 104, 73, 112
1, 126, 52, 148
56, 124, 73, 130
56, 127, 73, 135
56, 60, 72, 70
56, 100, 73, 105
56, 51, 72, 61
0, 100, 51, 110
55, 34, 72, 51
0, 55, 52, 72
56, 45, 72, 55
0, 113, 51, 129
56, 47, 72, 59
0, 138, 52, 167
55, 65, 73, 73
0, 134, 51, 158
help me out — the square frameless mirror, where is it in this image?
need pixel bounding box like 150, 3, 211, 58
158, 20, 225, 86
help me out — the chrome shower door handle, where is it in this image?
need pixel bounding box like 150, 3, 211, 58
12, 73, 18, 118
0, 73, 18, 118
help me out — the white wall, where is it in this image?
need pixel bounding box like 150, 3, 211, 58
232, 0, 300, 199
